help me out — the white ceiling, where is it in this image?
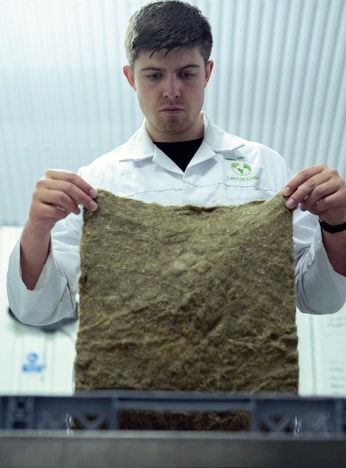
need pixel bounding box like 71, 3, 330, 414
0, 0, 345, 226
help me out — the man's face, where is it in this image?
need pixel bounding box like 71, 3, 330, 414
123, 47, 213, 142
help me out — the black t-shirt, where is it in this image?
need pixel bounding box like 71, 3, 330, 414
155, 138, 203, 172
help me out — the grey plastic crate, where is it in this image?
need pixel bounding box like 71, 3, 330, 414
1, 391, 345, 433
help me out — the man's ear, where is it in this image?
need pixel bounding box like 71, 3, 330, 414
205, 60, 214, 86
123, 65, 136, 90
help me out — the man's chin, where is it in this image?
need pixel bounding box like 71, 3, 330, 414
146, 116, 198, 140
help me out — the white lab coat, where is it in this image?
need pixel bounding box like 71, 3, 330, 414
7, 114, 346, 324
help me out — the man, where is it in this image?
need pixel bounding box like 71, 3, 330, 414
7, 0, 346, 326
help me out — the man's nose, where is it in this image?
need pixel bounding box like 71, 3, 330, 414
163, 75, 181, 99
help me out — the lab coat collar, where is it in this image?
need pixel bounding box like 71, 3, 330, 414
117, 122, 155, 162
203, 113, 246, 155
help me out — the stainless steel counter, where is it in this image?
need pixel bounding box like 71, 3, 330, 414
1, 430, 346, 468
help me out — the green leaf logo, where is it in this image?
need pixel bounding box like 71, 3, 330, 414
230, 161, 252, 176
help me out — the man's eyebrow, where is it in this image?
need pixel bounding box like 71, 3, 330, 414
140, 66, 164, 72
140, 64, 201, 72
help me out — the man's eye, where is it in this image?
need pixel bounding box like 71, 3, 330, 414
147, 73, 162, 81
180, 72, 194, 80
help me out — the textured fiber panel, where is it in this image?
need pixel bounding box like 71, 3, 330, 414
75, 191, 298, 429
76, 191, 297, 388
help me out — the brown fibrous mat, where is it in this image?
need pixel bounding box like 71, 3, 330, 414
75, 190, 298, 430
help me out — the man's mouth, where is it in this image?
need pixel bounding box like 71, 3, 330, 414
160, 106, 184, 115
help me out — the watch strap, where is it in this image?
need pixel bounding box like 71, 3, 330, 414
319, 217, 346, 234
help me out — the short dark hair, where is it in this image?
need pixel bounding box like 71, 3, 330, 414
124, 0, 213, 68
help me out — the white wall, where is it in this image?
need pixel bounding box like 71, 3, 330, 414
0, 0, 345, 226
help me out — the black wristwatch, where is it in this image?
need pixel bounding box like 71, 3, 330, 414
319, 217, 346, 234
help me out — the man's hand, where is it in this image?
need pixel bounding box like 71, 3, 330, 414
283, 164, 346, 226
20, 170, 98, 290
28, 169, 98, 235
283, 164, 346, 276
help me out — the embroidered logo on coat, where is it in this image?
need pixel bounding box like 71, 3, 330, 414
225, 156, 259, 182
